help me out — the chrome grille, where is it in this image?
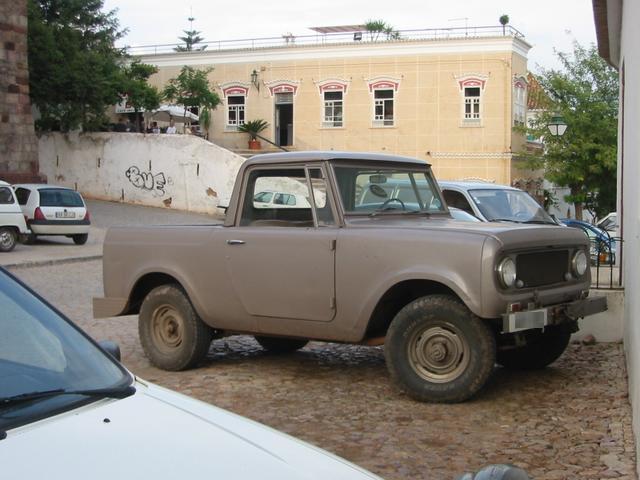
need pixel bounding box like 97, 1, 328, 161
516, 250, 569, 287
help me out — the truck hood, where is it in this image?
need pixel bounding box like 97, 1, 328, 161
1, 380, 380, 480
346, 216, 587, 248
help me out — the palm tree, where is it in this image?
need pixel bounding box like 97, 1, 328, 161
499, 15, 509, 36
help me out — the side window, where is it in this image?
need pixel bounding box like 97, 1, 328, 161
443, 190, 474, 214
308, 168, 334, 226
241, 168, 313, 226
0, 187, 15, 204
15, 188, 30, 205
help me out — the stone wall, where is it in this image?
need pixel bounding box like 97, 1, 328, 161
38, 132, 246, 215
0, 0, 43, 183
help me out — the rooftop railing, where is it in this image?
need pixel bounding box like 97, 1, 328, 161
126, 25, 525, 56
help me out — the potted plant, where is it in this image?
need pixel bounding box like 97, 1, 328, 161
238, 119, 269, 150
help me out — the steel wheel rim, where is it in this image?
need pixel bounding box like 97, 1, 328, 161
0, 231, 13, 249
151, 304, 184, 353
408, 323, 470, 383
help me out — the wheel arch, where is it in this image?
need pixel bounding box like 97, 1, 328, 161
125, 272, 190, 315
364, 278, 474, 339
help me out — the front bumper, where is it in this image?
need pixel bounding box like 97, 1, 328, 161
502, 295, 607, 333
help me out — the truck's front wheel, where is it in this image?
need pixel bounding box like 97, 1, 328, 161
497, 329, 571, 370
385, 295, 495, 403
139, 284, 213, 371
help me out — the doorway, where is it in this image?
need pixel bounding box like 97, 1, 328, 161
274, 93, 293, 147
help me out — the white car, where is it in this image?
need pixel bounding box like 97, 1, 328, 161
0, 267, 381, 480
0, 180, 29, 252
14, 184, 90, 245
253, 190, 312, 209
438, 181, 557, 225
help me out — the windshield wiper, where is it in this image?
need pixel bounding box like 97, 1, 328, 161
522, 219, 557, 225
368, 206, 404, 217
0, 385, 135, 407
489, 218, 523, 223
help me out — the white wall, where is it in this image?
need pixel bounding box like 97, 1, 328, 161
617, 0, 640, 472
38, 132, 246, 215
571, 290, 624, 343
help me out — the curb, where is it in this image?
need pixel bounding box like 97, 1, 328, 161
3, 254, 103, 270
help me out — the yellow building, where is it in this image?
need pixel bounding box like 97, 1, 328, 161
136, 25, 531, 185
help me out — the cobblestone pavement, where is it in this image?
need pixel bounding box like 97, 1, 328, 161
10, 259, 636, 480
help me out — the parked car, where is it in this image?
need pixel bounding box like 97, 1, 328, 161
597, 212, 618, 233
0, 266, 383, 480
0, 180, 29, 252
95, 152, 606, 403
561, 218, 616, 265
13, 184, 90, 245
253, 190, 311, 209
449, 207, 481, 222
438, 181, 556, 224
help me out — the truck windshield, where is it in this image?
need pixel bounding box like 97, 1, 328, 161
334, 165, 445, 215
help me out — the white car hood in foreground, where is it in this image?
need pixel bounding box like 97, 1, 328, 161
1, 380, 380, 480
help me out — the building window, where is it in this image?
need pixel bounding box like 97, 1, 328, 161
323, 91, 343, 127
464, 87, 481, 121
513, 84, 527, 125
374, 89, 394, 126
227, 95, 245, 127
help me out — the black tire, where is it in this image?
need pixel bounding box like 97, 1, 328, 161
139, 284, 213, 371
497, 329, 571, 370
0, 227, 17, 252
72, 233, 88, 245
385, 294, 496, 403
21, 233, 36, 245
255, 336, 308, 353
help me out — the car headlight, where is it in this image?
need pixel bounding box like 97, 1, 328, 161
572, 250, 588, 276
497, 257, 517, 288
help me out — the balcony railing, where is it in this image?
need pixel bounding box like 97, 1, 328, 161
126, 25, 525, 56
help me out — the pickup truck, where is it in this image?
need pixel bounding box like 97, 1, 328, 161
94, 152, 607, 403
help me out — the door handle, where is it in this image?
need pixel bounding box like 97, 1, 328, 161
226, 239, 246, 245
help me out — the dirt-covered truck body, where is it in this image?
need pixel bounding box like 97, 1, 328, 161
95, 152, 606, 402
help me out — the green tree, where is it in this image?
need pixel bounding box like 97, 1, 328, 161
162, 66, 221, 133
519, 43, 618, 220
499, 14, 509, 35
119, 60, 161, 132
174, 16, 207, 52
28, 0, 126, 131
365, 19, 399, 41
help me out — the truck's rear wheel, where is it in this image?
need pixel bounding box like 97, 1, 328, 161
497, 329, 571, 370
139, 284, 213, 371
255, 336, 308, 353
385, 294, 495, 403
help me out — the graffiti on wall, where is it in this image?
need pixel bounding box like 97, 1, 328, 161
125, 166, 172, 197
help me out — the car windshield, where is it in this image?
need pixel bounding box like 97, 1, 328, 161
39, 189, 84, 208
0, 270, 131, 431
468, 189, 555, 224
334, 164, 445, 214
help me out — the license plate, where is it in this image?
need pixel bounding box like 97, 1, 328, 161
55, 211, 76, 219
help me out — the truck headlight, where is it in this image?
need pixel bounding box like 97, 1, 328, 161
572, 250, 588, 276
497, 257, 517, 288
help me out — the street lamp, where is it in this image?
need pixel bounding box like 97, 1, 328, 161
547, 115, 567, 137
251, 69, 260, 91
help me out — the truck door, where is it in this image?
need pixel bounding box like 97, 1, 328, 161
223, 166, 337, 322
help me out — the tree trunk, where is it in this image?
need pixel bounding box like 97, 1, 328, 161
574, 202, 583, 220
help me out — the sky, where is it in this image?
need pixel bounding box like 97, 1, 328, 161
102, 0, 597, 72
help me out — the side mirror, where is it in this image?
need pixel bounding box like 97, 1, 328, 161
98, 340, 122, 362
